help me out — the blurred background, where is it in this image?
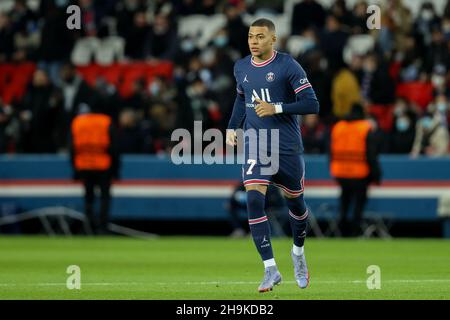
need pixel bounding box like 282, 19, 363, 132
0, 0, 450, 238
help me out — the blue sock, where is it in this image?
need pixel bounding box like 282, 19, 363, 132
247, 190, 274, 262
286, 195, 309, 248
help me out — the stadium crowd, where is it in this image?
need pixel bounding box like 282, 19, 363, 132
0, 0, 449, 156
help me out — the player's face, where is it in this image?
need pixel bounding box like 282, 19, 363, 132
248, 26, 276, 58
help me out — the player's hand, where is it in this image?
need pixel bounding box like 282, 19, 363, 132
255, 98, 276, 117
226, 129, 237, 146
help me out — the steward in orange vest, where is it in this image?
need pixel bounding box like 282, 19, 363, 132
70, 104, 119, 235
329, 103, 381, 237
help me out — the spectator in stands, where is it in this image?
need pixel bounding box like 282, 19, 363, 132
329, 0, 353, 29
424, 27, 448, 74
360, 53, 396, 105
301, 114, 329, 154
18, 69, 62, 153
148, 102, 177, 154
185, 77, 220, 129
37, 3, 74, 84
0, 13, 15, 63
428, 94, 449, 128
378, 0, 412, 56
297, 33, 332, 121
431, 64, 448, 96
122, 78, 150, 117
0, 98, 16, 153
390, 98, 418, 154
58, 63, 99, 150
147, 14, 178, 60
247, 0, 284, 15
123, 10, 151, 60
9, 0, 38, 62
117, 108, 145, 153
331, 63, 361, 119
9, 0, 37, 35
411, 111, 450, 157
399, 34, 422, 82
291, 0, 326, 36
78, 0, 101, 37
319, 14, 349, 72
94, 77, 122, 124
414, 2, 442, 51
224, 4, 248, 58
351, 1, 369, 35
115, 0, 146, 44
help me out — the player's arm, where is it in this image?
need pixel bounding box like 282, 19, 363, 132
226, 65, 246, 146
256, 58, 319, 117
281, 58, 319, 115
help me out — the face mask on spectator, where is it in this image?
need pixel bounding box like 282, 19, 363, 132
56, 0, 69, 7
431, 74, 445, 88
214, 35, 228, 48
181, 39, 195, 53
396, 117, 410, 132
149, 82, 160, 96
303, 38, 316, 51
421, 117, 433, 129
394, 103, 406, 116
421, 9, 433, 21
437, 102, 448, 113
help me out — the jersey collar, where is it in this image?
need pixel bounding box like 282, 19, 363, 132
251, 50, 277, 67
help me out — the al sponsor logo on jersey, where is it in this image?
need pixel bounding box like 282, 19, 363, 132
246, 88, 283, 109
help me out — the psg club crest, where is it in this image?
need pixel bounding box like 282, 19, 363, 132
266, 72, 275, 82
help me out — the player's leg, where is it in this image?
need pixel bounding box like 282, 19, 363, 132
98, 171, 112, 235
338, 178, 352, 237
273, 154, 310, 288
351, 179, 369, 237
284, 192, 310, 289
82, 171, 96, 234
243, 160, 281, 292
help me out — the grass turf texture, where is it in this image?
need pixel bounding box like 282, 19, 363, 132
0, 236, 449, 300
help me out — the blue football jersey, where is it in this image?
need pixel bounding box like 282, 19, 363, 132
233, 51, 318, 155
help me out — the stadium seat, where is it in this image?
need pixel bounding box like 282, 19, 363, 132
151, 61, 174, 80
95, 37, 125, 66
368, 104, 394, 132
343, 34, 375, 65
77, 64, 101, 87
0, 64, 14, 96
178, 14, 207, 39
0, 62, 36, 104
71, 37, 101, 66
196, 14, 227, 48
396, 81, 434, 110
98, 64, 123, 86
286, 36, 309, 57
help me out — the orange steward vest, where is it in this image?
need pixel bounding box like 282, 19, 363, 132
71, 114, 112, 171
330, 119, 371, 179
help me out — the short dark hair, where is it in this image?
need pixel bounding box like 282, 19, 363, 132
251, 18, 275, 33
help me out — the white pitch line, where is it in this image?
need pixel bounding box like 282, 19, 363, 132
1, 279, 450, 287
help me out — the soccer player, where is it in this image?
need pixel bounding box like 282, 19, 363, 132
226, 18, 320, 292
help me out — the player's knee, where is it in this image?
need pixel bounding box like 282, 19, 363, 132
285, 194, 307, 216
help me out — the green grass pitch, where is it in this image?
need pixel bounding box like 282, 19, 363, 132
0, 236, 449, 299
